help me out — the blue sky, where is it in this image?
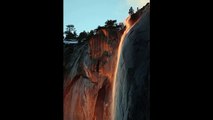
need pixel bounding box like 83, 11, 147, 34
64, 0, 149, 34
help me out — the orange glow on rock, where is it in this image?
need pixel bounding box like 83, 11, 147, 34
111, 15, 141, 120
101, 29, 109, 37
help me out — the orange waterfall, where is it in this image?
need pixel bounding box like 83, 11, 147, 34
111, 15, 141, 120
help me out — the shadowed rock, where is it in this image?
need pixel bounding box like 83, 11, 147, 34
63, 25, 123, 120
114, 4, 150, 120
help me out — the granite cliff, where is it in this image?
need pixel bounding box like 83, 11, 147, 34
63, 3, 150, 120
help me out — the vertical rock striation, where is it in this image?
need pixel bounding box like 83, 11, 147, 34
63, 26, 123, 120
114, 4, 150, 120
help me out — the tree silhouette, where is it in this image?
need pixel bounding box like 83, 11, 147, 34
64, 24, 77, 40
66, 25, 75, 33
129, 7, 134, 15
73, 31, 77, 38
78, 31, 88, 41
89, 30, 94, 36
105, 20, 117, 28
117, 22, 125, 30
87, 30, 94, 39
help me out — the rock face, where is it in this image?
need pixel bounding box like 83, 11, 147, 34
63, 26, 123, 120
114, 4, 150, 120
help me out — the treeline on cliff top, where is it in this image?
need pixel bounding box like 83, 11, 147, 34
63, 4, 149, 43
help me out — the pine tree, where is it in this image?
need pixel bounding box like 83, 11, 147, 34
129, 7, 134, 15
64, 24, 76, 40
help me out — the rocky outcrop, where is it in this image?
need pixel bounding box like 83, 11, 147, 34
114, 4, 150, 120
63, 26, 123, 120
